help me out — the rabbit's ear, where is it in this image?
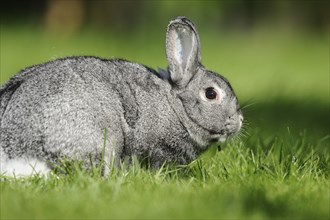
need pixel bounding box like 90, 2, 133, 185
166, 17, 201, 87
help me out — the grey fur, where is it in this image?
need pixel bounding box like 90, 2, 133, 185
0, 17, 243, 174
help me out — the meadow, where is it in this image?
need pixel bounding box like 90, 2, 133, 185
0, 24, 329, 219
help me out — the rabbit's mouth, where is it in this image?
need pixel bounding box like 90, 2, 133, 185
209, 134, 228, 143
209, 123, 242, 143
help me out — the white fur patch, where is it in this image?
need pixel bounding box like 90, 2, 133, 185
0, 158, 50, 177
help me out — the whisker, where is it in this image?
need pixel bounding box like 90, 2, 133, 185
238, 101, 257, 111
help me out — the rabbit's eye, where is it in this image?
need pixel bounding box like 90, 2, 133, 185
205, 87, 217, 100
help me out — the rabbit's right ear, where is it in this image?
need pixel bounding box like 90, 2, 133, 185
166, 17, 201, 87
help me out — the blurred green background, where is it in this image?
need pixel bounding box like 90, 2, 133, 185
0, 0, 329, 138
0, 1, 329, 219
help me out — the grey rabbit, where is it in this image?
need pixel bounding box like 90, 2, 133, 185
0, 17, 243, 176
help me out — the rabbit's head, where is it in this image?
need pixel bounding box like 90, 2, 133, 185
166, 17, 243, 147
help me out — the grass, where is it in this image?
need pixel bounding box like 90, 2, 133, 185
1, 133, 329, 219
0, 24, 329, 219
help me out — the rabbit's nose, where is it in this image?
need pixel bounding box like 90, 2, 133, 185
238, 115, 243, 129
239, 115, 243, 123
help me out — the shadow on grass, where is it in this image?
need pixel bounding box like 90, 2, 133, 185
242, 98, 329, 138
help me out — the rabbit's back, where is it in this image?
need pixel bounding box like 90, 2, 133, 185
0, 56, 165, 164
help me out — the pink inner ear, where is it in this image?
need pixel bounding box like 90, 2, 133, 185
180, 27, 194, 71
174, 31, 183, 66
173, 26, 195, 72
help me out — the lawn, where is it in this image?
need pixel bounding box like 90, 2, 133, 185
0, 25, 329, 219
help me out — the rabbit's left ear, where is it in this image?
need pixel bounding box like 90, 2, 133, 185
166, 17, 201, 87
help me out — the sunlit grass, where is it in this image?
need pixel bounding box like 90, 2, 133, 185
1, 131, 328, 219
